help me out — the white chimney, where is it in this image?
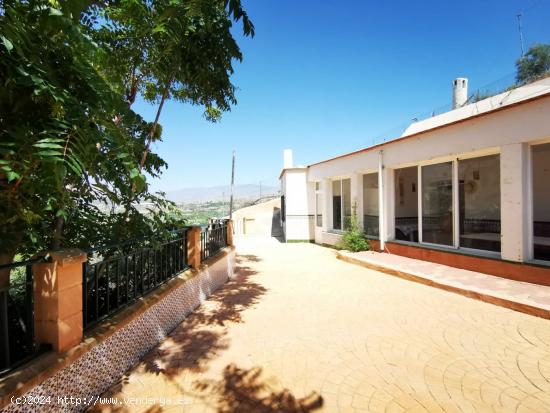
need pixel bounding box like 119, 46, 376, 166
452, 77, 468, 109
283, 149, 293, 169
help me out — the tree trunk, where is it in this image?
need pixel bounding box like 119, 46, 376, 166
138, 79, 172, 171
51, 215, 65, 251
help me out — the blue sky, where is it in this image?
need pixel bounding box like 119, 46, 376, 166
134, 0, 550, 193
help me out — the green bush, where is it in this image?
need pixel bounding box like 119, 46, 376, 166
338, 203, 370, 252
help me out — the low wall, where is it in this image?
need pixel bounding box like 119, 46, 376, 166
1, 247, 235, 412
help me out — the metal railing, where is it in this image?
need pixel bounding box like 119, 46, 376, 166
0, 256, 49, 375
200, 220, 228, 261
83, 228, 189, 330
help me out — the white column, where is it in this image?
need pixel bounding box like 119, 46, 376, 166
500, 143, 531, 262
380, 161, 394, 248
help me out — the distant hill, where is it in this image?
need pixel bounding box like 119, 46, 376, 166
164, 184, 279, 203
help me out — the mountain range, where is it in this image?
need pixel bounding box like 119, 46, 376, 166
164, 184, 279, 203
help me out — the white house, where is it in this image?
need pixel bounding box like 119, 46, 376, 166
280, 76, 550, 285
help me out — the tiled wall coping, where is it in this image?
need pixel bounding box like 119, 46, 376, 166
0, 246, 235, 409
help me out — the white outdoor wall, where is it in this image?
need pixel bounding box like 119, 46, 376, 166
281, 168, 314, 241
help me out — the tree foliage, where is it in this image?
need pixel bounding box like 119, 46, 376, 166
516, 43, 550, 84
0, 0, 253, 262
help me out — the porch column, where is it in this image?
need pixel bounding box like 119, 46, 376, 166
353, 172, 364, 229
500, 143, 531, 262
187, 226, 202, 268
380, 163, 395, 249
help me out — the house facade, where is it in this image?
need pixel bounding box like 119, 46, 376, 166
279, 77, 550, 285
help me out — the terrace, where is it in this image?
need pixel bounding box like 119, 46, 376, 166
2, 227, 550, 412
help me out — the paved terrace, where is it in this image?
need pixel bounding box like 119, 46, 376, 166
93, 238, 550, 413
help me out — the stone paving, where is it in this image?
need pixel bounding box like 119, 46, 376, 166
91, 238, 550, 413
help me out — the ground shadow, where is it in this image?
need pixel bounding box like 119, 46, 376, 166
138, 254, 266, 378
270, 207, 285, 243
193, 364, 324, 413
90, 254, 269, 412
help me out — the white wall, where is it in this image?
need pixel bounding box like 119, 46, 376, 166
281, 168, 314, 241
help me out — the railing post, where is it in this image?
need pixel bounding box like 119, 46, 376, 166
227, 219, 234, 247
187, 226, 201, 269
33, 250, 87, 353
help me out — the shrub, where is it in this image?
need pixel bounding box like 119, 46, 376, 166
339, 202, 370, 252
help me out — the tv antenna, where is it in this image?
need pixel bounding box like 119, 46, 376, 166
516, 12, 525, 57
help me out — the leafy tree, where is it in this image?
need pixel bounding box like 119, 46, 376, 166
87, 0, 254, 169
0, 0, 253, 289
516, 43, 550, 84
0, 2, 176, 264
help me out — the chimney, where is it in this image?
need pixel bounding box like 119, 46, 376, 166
283, 149, 293, 169
452, 77, 468, 109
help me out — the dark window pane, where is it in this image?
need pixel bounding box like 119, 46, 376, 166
458, 155, 501, 252
533, 143, 550, 261
394, 167, 418, 242
422, 162, 453, 246
332, 180, 342, 230
363, 173, 379, 237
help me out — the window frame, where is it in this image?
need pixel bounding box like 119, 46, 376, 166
331, 177, 351, 232
392, 151, 502, 257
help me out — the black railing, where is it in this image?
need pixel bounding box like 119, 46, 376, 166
201, 220, 228, 261
83, 229, 189, 330
0, 257, 49, 375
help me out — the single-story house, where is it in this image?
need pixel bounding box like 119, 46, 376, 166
280, 76, 550, 286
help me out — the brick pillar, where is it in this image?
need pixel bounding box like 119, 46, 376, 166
33, 250, 86, 353
187, 226, 201, 269
227, 220, 234, 246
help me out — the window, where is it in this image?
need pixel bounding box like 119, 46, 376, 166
533, 143, 550, 261
458, 155, 501, 252
363, 173, 379, 237
332, 178, 351, 231
315, 182, 322, 227
394, 167, 418, 241
421, 162, 453, 246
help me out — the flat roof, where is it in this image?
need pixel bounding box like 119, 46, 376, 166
308, 76, 550, 168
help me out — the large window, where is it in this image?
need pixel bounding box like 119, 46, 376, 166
533, 143, 550, 261
363, 173, 379, 237
421, 162, 453, 246
332, 178, 351, 231
394, 167, 418, 241
315, 182, 322, 227
458, 155, 501, 252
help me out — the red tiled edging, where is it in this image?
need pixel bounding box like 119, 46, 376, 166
0, 247, 236, 412
383, 242, 550, 287
337, 251, 550, 320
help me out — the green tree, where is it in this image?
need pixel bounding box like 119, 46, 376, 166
516, 43, 550, 84
87, 0, 254, 170
0, 0, 253, 288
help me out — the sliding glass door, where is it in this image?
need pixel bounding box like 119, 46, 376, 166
363, 173, 379, 237
533, 143, 550, 261
421, 162, 453, 246
332, 178, 351, 231
458, 155, 501, 252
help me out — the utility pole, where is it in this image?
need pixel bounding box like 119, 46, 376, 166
229, 150, 235, 219
517, 12, 525, 57
259, 181, 262, 199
